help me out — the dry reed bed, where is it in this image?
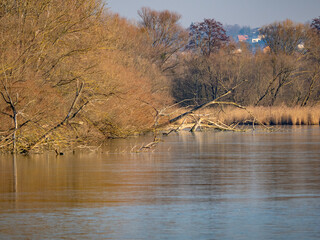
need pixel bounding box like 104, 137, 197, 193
216, 106, 320, 125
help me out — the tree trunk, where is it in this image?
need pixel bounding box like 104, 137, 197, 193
301, 74, 317, 106
12, 108, 18, 153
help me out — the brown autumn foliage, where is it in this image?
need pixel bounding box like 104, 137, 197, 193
1, 0, 106, 152
0, 2, 319, 153
138, 7, 188, 72
0, 1, 173, 152
168, 19, 320, 132
173, 19, 320, 108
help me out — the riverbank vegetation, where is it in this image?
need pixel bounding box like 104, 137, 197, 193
1, 0, 320, 153
196, 106, 320, 126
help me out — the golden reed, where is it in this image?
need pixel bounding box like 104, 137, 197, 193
217, 106, 320, 125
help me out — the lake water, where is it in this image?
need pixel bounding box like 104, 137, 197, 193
1, 126, 320, 239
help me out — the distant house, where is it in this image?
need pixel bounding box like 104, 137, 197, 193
238, 35, 249, 42
252, 35, 262, 43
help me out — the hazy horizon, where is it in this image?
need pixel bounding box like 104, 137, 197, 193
106, 0, 320, 28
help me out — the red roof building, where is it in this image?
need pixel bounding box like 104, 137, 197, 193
238, 35, 249, 42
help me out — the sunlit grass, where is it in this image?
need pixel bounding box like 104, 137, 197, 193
216, 106, 320, 125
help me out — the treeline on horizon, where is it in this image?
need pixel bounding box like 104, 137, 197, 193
0, 0, 320, 152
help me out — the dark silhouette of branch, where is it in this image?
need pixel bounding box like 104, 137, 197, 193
25, 82, 87, 152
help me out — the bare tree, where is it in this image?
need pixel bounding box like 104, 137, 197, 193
187, 18, 229, 56
0, 0, 105, 152
259, 20, 307, 55
256, 20, 309, 105
311, 16, 320, 34
299, 24, 320, 106
138, 7, 187, 72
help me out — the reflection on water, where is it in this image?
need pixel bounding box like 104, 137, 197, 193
1, 126, 320, 239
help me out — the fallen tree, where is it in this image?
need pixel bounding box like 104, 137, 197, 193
137, 82, 271, 151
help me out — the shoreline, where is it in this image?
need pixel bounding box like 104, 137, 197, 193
1, 106, 319, 154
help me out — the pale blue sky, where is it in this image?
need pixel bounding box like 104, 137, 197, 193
106, 0, 320, 28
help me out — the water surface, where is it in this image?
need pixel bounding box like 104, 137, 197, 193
1, 126, 320, 239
